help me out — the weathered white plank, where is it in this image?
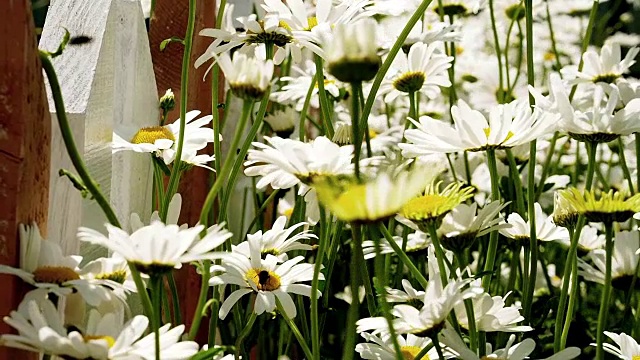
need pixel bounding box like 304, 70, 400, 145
40, 0, 156, 255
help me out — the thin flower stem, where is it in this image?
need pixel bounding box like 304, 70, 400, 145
151, 275, 163, 360
162, 0, 197, 219
188, 265, 211, 340
299, 73, 318, 141
595, 222, 615, 360
208, 299, 220, 347
314, 55, 334, 138
378, 223, 428, 288
242, 189, 281, 239
311, 207, 329, 360
554, 141, 597, 351
39, 52, 120, 228
545, 0, 563, 70
415, 344, 433, 360
522, 0, 538, 322
426, 222, 449, 286
430, 334, 445, 359
167, 272, 182, 324
560, 251, 579, 348
343, 225, 363, 360
617, 137, 635, 194
488, 0, 505, 102
358, 0, 434, 143
211, 0, 227, 177
351, 82, 362, 179
235, 312, 257, 360
407, 91, 417, 129
353, 224, 377, 316
505, 149, 526, 215
636, 133, 640, 191
371, 226, 403, 360
568, 0, 599, 101
535, 132, 559, 200
481, 149, 501, 290
277, 300, 314, 360
199, 100, 253, 225
456, 252, 478, 352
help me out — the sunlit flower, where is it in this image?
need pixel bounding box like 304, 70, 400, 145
211, 245, 321, 319
400, 181, 475, 229
362, 230, 431, 259
313, 166, 441, 223
233, 216, 316, 260
270, 60, 343, 111
454, 289, 532, 332
325, 19, 381, 83
564, 42, 639, 85
244, 136, 354, 190
579, 231, 640, 290
1, 298, 198, 359
78, 222, 232, 276
112, 110, 216, 168
557, 188, 640, 223
555, 224, 605, 254
0, 223, 114, 307
499, 203, 570, 245
601, 331, 640, 360
356, 332, 440, 360
400, 99, 557, 155
379, 41, 453, 101
438, 200, 509, 252
215, 52, 274, 101
385, 279, 425, 304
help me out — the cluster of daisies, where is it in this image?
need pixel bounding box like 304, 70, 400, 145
7, 0, 640, 359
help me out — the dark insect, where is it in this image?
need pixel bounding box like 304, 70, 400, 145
69, 35, 93, 45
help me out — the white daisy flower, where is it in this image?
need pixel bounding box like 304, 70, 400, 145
385, 279, 425, 303
233, 216, 316, 261
77, 221, 232, 275
264, 107, 298, 138
0, 223, 114, 307
270, 60, 342, 111
439, 200, 510, 252
112, 110, 216, 168
324, 19, 381, 83
214, 52, 274, 101
563, 42, 639, 85
400, 99, 557, 155
379, 41, 453, 102
210, 250, 321, 320
356, 332, 441, 360
499, 202, 570, 245
601, 331, 640, 360
335, 285, 366, 305
357, 247, 482, 336
244, 135, 354, 190
578, 230, 640, 288
555, 224, 605, 253
79, 254, 137, 297
1, 298, 199, 359
454, 289, 532, 332
362, 230, 431, 259
434, 0, 487, 16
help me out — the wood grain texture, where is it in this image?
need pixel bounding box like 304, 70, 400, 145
148, 0, 217, 343
0, 0, 50, 358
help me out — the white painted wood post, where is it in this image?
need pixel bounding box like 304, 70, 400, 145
40, 0, 157, 255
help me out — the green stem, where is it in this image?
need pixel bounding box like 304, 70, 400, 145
39, 52, 120, 227
554, 141, 597, 351
299, 73, 318, 141
560, 251, 578, 349
162, 0, 197, 219
617, 138, 635, 194
595, 222, 614, 360
352, 224, 377, 316
481, 149, 501, 290
505, 149, 526, 215
311, 207, 329, 360
188, 265, 210, 340
430, 334, 445, 359
535, 132, 559, 200
241, 189, 281, 238
151, 276, 163, 360
378, 223, 428, 288
545, 0, 563, 70
371, 226, 403, 360
167, 272, 182, 324
235, 312, 257, 360
358, 0, 434, 143
277, 300, 314, 360
426, 222, 449, 286
314, 55, 334, 137
343, 225, 363, 360
488, 0, 505, 102
351, 82, 362, 179
211, 0, 227, 175
199, 100, 252, 225
568, 0, 598, 101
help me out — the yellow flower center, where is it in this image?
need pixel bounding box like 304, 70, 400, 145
304, 16, 318, 30
247, 268, 281, 291
84, 335, 116, 348
400, 346, 428, 360
95, 269, 127, 284
369, 129, 378, 139
283, 208, 294, 217
130, 126, 175, 145
632, 355, 640, 360
402, 194, 451, 221
33, 266, 80, 285
544, 51, 556, 62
